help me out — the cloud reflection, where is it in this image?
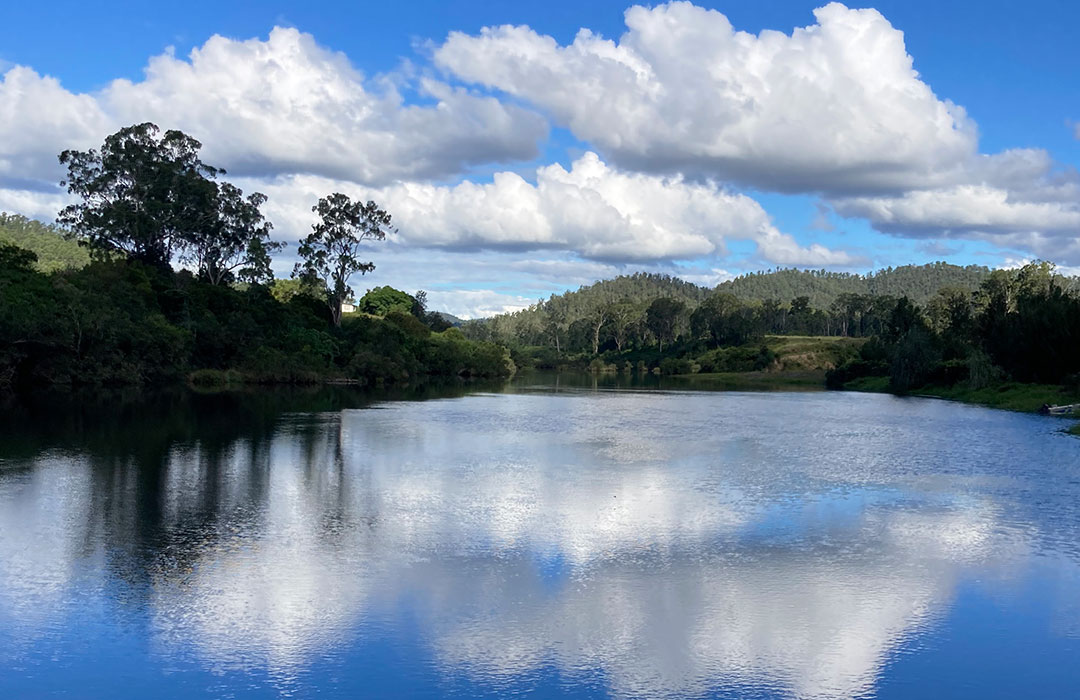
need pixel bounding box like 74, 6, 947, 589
0, 392, 1069, 699
140, 399, 1037, 699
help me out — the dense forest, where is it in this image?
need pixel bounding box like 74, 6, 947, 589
463, 262, 1080, 402
0, 124, 512, 388
716, 264, 996, 307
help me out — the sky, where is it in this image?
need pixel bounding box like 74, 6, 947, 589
1, 1, 1078, 318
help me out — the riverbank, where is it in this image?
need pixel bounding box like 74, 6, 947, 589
838, 375, 1080, 433
671, 369, 829, 390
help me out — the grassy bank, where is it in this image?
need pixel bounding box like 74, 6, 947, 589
911, 382, 1080, 413
841, 376, 1079, 412
763, 335, 866, 372
837, 375, 1080, 435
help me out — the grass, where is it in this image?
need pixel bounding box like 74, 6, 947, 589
910, 382, 1080, 413
763, 335, 865, 372
684, 370, 828, 389
1068, 423, 1080, 436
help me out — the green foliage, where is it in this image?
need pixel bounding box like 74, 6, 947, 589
183, 183, 280, 285
0, 213, 89, 272
825, 262, 1080, 402
658, 357, 696, 375
58, 123, 276, 282
646, 297, 687, 351
696, 345, 775, 374
59, 123, 220, 267
0, 250, 514, 388
466, 264, 1023, 364
269, 278, 322, 305
295, 193, 394, 326
717, 262, 993, 308
359, 286, 415, 316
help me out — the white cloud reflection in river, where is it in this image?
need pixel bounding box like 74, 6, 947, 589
116, 391, 1067, 700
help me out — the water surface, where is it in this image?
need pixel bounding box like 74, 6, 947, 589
1, 378, 1078, 698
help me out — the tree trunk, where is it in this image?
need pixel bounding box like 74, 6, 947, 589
330, 299, 342, 327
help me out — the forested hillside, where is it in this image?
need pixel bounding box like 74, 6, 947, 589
716, 263, 992, 307
464, 263, 1061, 359
0, 213, 89, 272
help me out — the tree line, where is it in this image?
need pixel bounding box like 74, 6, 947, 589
0, 124, 513, 387
464, 263, 1080, 394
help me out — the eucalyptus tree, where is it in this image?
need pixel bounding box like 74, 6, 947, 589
59, 123, 221, 267
294, 193, 395, 326
645, 297, 686, 351
59, 123, 279, 282
183, 184, 281, 285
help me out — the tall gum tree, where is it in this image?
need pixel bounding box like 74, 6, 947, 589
294, 193, 395, 327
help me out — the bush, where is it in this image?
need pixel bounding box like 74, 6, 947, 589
659, 357, 696, 375
588, 358, 617, 373
825, 359, 890, 389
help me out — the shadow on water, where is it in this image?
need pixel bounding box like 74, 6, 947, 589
0, 371, 818, 461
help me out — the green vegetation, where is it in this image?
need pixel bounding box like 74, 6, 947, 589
912, 383, 1080, 413
0, 123, 513, 388
5, 122, 1079, 407
826, 262, 1080, 414
716, 263, 995, 308
0, 213, 90, 272
464, 255, 1080, 419
0, 246, 513, 387
294, 193, 393, 326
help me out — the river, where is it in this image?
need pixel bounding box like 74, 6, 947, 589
1, 376, 1078, 698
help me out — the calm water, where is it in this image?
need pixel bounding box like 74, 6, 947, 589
1, 377, 1079, 699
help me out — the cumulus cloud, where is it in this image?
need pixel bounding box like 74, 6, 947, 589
246, 152, 860, 266
0, 27, 547, 192
0, 67, 111, 185
434, 2, 976, 194
833, 184, 1080, 237
830, 149, 1080, 261
0, 186, 72, 222
435, 2, 1080, 261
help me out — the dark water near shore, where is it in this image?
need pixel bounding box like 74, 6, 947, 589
1, 375, 1079, 699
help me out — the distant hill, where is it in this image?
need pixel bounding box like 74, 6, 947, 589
716, 263, 993, 308
0, 212, 89, 272
464, 263, 1040, 352
433, 311, 464, 326
570, 272, 712, 306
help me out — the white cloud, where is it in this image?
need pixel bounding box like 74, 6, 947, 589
424, 289, 534, 319
0, 67, 111, 184
435, 2, 976, 194
0, 186, 72, 222
434, 2, 1080, 264
249, 152, 859, 266
103, 29, 547, 183
676, 267, 735, 286
830, 150, 1080, 261
0, 27, 547, 192
833, 184, 1080, 236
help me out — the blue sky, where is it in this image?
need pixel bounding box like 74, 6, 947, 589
1, 1, 1078, 316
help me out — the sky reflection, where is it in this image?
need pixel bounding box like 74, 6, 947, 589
1, 389, 1078, 699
